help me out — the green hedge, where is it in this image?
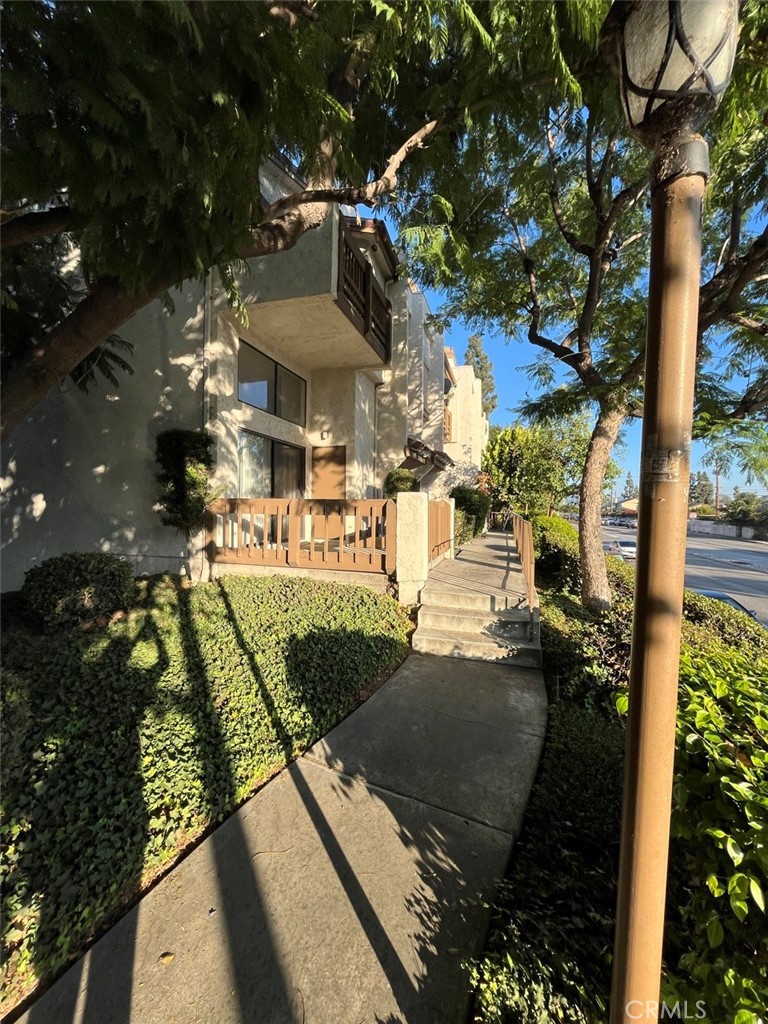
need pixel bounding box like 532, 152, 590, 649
472, 521, 768, 1022
383, 468, 417, 497
450, 486, 491, 534
469, 704, 625, 1022
21, 552, 134, 628
1, 575, 409, 1011
454, 509, 476, 547
531, 514, 581, 594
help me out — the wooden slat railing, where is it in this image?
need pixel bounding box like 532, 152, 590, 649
206, 498, 293, 565
508, 512, 538, 622
206, 498, 396, 575
428, 499, 452, 563
337, 222, 392, 362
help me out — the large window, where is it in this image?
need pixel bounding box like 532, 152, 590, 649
238, 431, 305, 499
238, 341, 306, 426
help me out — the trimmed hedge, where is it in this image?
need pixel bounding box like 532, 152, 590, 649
450, 486, 491, 535
1, 575, 410, 1012
21, 552, 134, 628
454, 509, 476, 548
469, 704, 625, 1022
531, 514, 581, 594
383, 468, 417, 497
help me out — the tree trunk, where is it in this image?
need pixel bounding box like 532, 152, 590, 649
579, 404, 628, 612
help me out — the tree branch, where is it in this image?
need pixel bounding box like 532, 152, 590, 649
546, 126, 594, 258
265, 114, 448, 218
1, 206, 74, 250
699, 224, 768, 334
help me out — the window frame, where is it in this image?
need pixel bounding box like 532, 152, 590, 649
238, 339, 307, 427
238, 428, 306, 499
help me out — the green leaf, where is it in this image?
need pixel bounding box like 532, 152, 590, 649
749, 877, 765, 912
706, 915, 724, 948
726, 836, 744, 865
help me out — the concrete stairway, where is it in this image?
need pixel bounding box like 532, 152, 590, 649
412, 533, 542, 668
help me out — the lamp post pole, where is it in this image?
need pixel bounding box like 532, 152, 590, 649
609, 138, 707, 1023
599, 3, 739, 1019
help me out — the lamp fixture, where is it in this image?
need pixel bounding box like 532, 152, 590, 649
601, 0, 738, 149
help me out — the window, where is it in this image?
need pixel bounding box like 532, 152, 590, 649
423, 360, 430, 424
238, 345, 275, 413
238, 341, 306, 426
238, 431, 305, 499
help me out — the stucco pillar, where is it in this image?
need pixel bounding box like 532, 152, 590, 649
447, 497, 456, 559
395, 491, 429, 605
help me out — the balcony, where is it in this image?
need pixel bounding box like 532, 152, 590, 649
241, 211, 394, 370
336, 221, 391, 362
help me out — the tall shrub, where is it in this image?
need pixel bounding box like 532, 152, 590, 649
154, 429, 217, 538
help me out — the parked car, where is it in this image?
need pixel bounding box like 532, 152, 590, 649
691, 589, 765, 626
604, 539, 638, 560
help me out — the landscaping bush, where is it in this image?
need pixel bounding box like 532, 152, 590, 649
531, 514, 581, 594
383, 468, 417, 497
0, 575, 410, 1012
21, 552, 134, 628
450, 485, 491, 535
454, 509, 476, 548
155, 428, 218, 537
661, 646, 768, 1020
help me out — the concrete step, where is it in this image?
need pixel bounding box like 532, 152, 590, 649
419, 585, 521, 613
412, 626, 543, 668
418, 605, 531, 639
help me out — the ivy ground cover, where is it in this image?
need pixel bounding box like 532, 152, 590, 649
1, 574, 410, 1013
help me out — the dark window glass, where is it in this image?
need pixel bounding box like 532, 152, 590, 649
238, 431, 305, 499
274, 442, 304, 498
276, 365, 306, 426
238, 344, 275, 412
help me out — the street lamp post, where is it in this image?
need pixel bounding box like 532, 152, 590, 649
600, 3, 739, 1021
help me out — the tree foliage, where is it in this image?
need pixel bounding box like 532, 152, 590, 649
1, 0, 605, 437
464, 333, 497, 416
483, 414, 618, 517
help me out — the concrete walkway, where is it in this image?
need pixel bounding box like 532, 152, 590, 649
18, 656, 547, 1024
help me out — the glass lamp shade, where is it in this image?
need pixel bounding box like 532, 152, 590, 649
603, 0, 739, 147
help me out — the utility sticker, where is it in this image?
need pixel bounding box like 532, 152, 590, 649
642, 449, 684, 482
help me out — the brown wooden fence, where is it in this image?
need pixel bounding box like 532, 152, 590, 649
428, 500, 452, 562
508, 511, 537, 617
206, 498, 396, 575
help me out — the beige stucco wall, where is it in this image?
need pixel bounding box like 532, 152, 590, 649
1, 283, 207, 591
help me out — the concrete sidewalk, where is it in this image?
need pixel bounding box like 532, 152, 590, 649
18, 654, 547, 1024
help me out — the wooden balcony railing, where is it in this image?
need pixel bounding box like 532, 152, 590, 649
444, 407, 453, 442
428, 499, 452, 563
337, 222, 392, 362
206, 498, 397, 575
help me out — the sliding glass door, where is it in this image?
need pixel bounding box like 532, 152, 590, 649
238, 432, 304, 499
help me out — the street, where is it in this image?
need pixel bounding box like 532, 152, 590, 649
602, 525, 768, 626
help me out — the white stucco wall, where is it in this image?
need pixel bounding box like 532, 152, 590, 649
1, 283, 207, 591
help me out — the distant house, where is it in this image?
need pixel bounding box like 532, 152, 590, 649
1, 158, 488, 592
